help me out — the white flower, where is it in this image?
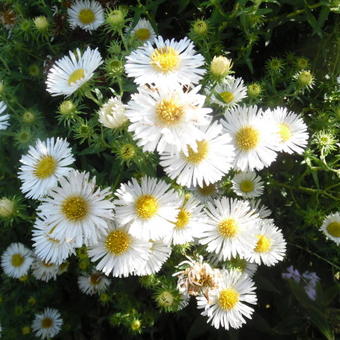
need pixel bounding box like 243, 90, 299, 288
160, 121, 235, 188
32, 308, 63, 339
114, 176, 179, 241
221, 105, 279, 171
125, 35, 205, 86
247, 219, 286, 266
248, 199, 272, 219
78, 271, 110, 295
197, 270, 257, 330
320, 212, 340, 245
231, 171, 264, 198
0, 101, 9, 130
18, 137, 75, 200
265, 107, 309, 154
191, 182, 221, 204
129, 18, 156, 43
98, 97, 128, 129
32, 259, 59, 282
67, 0, 104, 32
126, 83, 211, 154
198, 198, 260, 260
46, 47, 103, 97
37, 170, 114, 247
1, 242, 33, 279
88, 223, 150, 277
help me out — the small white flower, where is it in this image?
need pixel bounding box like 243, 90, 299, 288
0, 101, 9, 130
32, 258, 59, 282
32, 308, 63, 339
98, 97, 128, 129
191, 182, 221, 204
320, 212, 340, 245
129, 18, 156, 43
231, 171, 264, 198
248, 199, 272, 219
78, 271, 110, 295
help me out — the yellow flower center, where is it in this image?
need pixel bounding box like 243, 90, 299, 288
218, 288, 239, 310
326, 221, 340, 238
218, 218, 238, 238
239, 180, 254, 193
41, 317, 53, 329
105, 230, 131, 255
175, 208, 191, 229
90, 273, 102, 285
185, 140, 209, 164
197, 183, 216, 196
61, 196, 89, 222
278, 123, 292, 142
78, 8, 95, 24
156, 98, 185, 125
236, 126, 260, 151
151, 47, 180, 73
219, 91, 235, 104
134, 28, 150, 41
255, 235, 271, 253
33, 155, 57, 179
68, 68, 85, 85
158, 291, 174, 307
11, 253, 24, 267
135, 194, 159, 219
42, 262, 54, 267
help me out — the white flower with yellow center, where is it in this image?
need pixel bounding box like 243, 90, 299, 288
265, 107, 309, 154
32, 308, 63, 340
197, 270, 257, 330
37, 170, 115, 247
114, 176, 180, 241
1, 242, 33, 279
32, 258, 59, 282
67, 0, 104, 32
198, 198, 260, 260
247, 219, 286, 266
126, 84, 211, 154
231, 171, 264, 198
320, 212, 340, 245
160, 121, 235, 188
88, 223, 150, 277
46, 47, 103, 97
98, 97, 128, 129
129, 18, 156, 43
78, 271, 110, 295
125, 35, 205, 85
18, 137, 75, 200
191, 182, 221, 204
0, 101, 9, 130
221, 105, 279, 171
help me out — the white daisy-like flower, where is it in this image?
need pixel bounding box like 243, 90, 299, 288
231, 171, 264, 199
32, 308, 63, 339
67, 0, 104, 32
32, 259, 59, 282
0, 101, 9, 130
114, 176, 179, 241
210, 77, 247, 110
129, 18, 156, 43
32, 218, 76, 265
18, 137, 75, 200
198, 198, 260, 260
247, 219, 286, 266
191, 182, 221, 204
320, 212, 340, 245
1, 242, 33, 279
125, 35, 205, 85
37, 170, 114, 247
248, 199, 272, 219
197, 270, 257, 330
46, 47, 103, 97
88, 223, 150, 277
265, 107, 309, 154
160, 121, 235, 188
78, 271, 110, 295
221, 105, 279, 171
126, 83, 211, 154
98, 97, 128, 129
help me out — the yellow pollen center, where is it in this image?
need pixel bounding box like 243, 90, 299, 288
11, 254, 24, 267
105, 230, 131, 255
185, 140, 209, 164
134, 28, 151, 41
158, 291, 174, 306
239, 180, 255, 193
236, 126, 260, 151
61, 196, 88, 222
78, 8, 95, 24
90, 273, 102, 285
156, 98, 184, 125
219, 91, 235, 104
278, 123, 292, 142
68, 68, 85, 85
33, 155, 57, 179
135, 195, 159, 219
218, 218, 238, 238
41, 317, 53, 329
197, 183, 216, 196
326, 222, 340, 238
255, 235, 271, 253
151, 47, 180, 72
175, 208, 191, 229
218, 288, 240, 310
